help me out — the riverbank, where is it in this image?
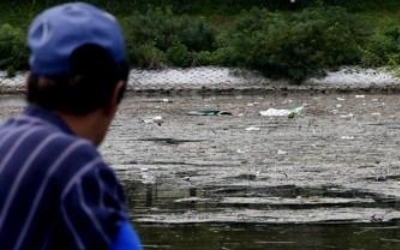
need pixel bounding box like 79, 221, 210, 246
2, 67, 400, 96
2, 1, 400, 81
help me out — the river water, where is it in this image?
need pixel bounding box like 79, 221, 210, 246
1, 92, 400, 249
110, 92, 400, 249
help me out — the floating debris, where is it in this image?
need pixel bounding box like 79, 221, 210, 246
227, 173, 258, 181
245, 126, 260, 131
340, 113, 354, 119
260, 108, 290, 117
188, 109, 232, 116
341, 136, 355, 140
136, 137, 206, 144
277, 149, 288, 155
142, 116, 163, 126
142, 98, 173, 103
260, 106, 303, 118
288, 106, 304, 118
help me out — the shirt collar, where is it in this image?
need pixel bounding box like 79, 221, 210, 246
22, 104, 74, 135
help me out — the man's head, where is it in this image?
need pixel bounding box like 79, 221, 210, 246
26, 2, 129, 145
27, 2, 129, 113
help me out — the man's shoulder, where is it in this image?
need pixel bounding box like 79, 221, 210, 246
0, 115, 105, 178
1, 115, 99, 157
32, 128, 110, 191
43, 131, 103, 171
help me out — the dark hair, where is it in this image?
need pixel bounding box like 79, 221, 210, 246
27, 44, 129, 115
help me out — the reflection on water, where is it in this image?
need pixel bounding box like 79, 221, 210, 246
122, 181, 400, 249
136, 223, 400, 250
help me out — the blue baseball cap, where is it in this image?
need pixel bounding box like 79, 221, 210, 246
28, 2, 126, 76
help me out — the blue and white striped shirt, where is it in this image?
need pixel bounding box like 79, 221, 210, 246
0, 105, 128, 250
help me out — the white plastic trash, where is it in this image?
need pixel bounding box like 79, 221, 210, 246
259, 108, 291, 117
245, 126, 260, 131
142, 116, 163, 125
259, 106, 303, 118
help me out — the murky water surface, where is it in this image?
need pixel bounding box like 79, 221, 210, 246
1, 93, 400, 249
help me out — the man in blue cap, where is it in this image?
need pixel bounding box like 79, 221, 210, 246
0, 2, 142, 250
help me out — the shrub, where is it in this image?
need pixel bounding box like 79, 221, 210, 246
0, 24, 28, 75
127, 42, 167, 69
122, 7, 216, 68
362, 25, 400, 67
177, 15, 215, 52
195, 48, 227, 66
221, 7, 368, 82
166, 42, 192, 67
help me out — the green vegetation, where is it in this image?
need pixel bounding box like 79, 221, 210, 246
220, 7, 367, 82
121, 8, 216, 68
0, 24, 28, 77
1, 0, 400, 82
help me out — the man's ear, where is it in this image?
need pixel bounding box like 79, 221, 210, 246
105, 81, 125, 115
25, 72, 31, 89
